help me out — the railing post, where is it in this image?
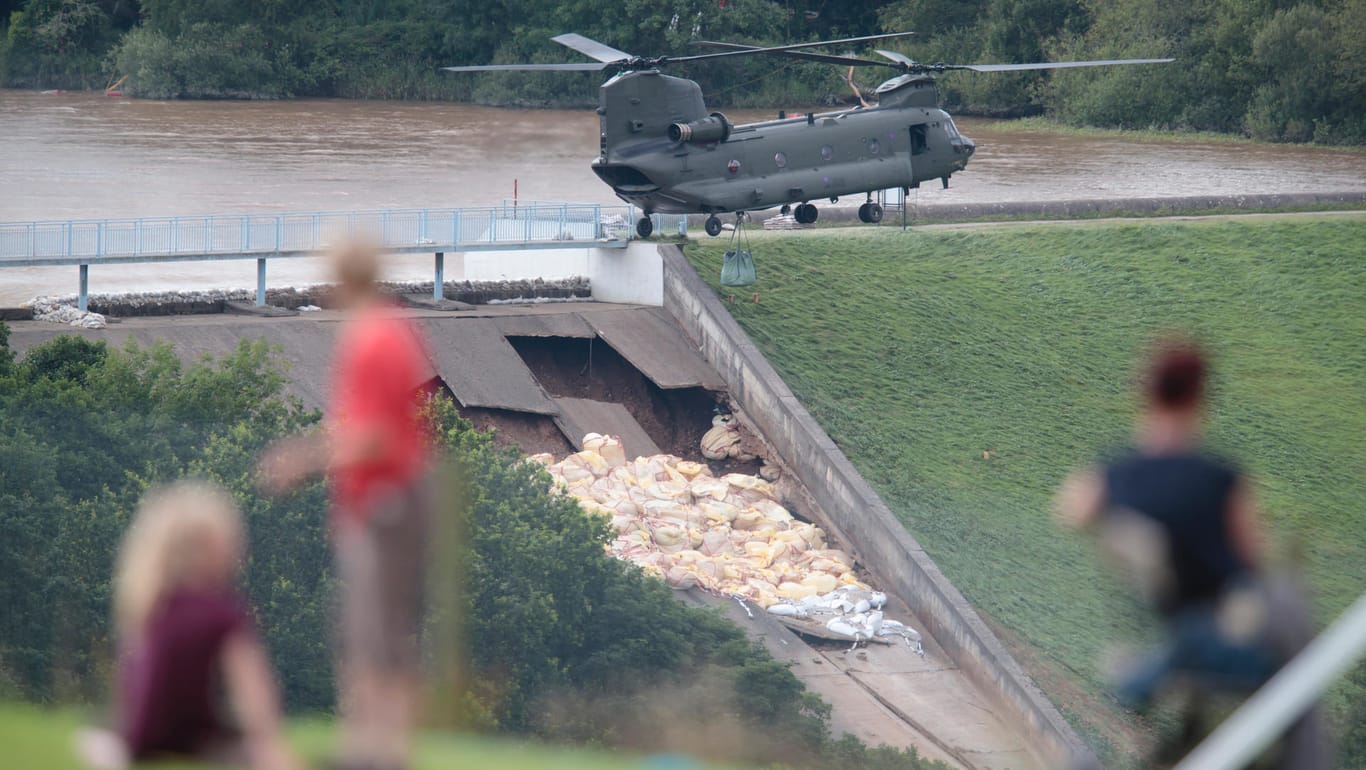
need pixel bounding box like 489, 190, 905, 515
560, 204, 567, 239
78, 264, 89, 312
65, 222, 73, 258
97, 221, 104, 258
453, 210, 461, 248
256, 258, 267, 307
434, 252, 444, 300
275, 215, 282, 252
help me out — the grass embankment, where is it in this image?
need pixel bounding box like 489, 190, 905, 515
0, 703, 734, 770
686, 216, 1366, 763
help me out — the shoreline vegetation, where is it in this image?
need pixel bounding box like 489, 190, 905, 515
1, 0, 1362, 144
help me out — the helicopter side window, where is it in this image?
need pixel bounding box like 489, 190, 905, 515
868, 138, 880, 155
910, 125, 928, 156
820, 144, 834, 161
774, 151, 787, 169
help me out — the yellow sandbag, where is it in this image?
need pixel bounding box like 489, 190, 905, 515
801, 573, 838, 594
721, 473, 776, 499
777, 582, 820, 601
664, 566, 699, 590
699, 529, 732, 556
653, 524, 685, 549
701, 424, 740, 460
732, 510, 763, 531
699, 500, 740, 523
689, 475, 730, 501
574, 450, 611, 478
752, 499, 794, 523
581, 433, 606, 451
743, 541, 775, 569
598, 436, 627, 468
674, 461, 708, 479
527, 453, 555, 466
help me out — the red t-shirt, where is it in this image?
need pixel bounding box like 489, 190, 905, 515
119, 588, 250, 759
329, 305, 432, 526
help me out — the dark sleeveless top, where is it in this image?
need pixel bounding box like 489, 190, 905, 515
1103, 451, 1248, 615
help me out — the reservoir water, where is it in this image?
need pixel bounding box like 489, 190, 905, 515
2, 90, 1363, 304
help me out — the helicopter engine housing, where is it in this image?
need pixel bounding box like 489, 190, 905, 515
668, 113, 732, 144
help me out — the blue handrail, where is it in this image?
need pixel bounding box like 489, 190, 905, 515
0, 204, 642, 266
2, 203, 662, 310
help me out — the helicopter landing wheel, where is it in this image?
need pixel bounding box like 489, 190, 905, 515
636, 216, 654, 238
780, 204, 792, 216
794, 203, 818, 225
858, 202, 884, 224
704, 215, 723, 237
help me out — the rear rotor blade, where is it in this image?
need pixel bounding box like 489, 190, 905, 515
441, 63, 609, 72
552, 33, 633, 63
954, 58, 1174, 72
670, 31, 915, 64
692, 41, 899, 69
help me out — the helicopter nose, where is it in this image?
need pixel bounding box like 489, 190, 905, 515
962, 135, 976, 157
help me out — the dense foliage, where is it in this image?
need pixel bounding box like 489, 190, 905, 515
0, 325, 947, 770
1, 0, 1362, 142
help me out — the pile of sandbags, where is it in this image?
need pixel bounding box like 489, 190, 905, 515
531, 433, 873, 610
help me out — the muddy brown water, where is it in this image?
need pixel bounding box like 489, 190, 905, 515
2, 90, 1363, 304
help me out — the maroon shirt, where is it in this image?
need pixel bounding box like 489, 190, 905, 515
118, 588, 251, 758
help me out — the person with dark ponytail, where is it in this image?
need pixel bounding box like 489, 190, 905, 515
1056, 339, 1328, 767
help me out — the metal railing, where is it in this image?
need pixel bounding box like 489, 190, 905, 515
0, 203, 639, 310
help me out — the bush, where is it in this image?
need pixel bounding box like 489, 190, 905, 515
0, 327, 947, 769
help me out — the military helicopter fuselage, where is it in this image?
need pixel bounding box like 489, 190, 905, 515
444, 32, 1169, 236
592, 70, 972, 218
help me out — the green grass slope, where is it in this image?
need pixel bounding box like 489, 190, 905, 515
687, 216, 1366, 760
0, 703, 737, 770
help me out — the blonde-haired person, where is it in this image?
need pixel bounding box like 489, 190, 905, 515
78, 481, 300, 770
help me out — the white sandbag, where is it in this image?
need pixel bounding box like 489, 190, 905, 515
598, 435, 627, 468
767, 603, 807, 618
826, 619, 862, 639
689, 475, 730, 501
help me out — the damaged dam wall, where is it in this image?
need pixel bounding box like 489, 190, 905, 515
658, 244, 1092, 766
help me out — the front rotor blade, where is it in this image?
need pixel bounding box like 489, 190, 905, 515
957, 58, 1174, 72
441, 63, 609, 73
670, 31, 915, 64
552, 33, 633, 63
692, 41, 899, 68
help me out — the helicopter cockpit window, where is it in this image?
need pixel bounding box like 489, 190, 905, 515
774, 151, 787, 169
945, 118, 961, 138
820, 144, 834, 161
868, 138, 880, 155
910, 125, 928, 156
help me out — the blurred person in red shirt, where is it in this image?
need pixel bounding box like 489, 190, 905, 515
78, 481, 300, 770
262, 238, 434, 770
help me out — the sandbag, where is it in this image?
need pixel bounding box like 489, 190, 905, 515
720, 248, 757, 287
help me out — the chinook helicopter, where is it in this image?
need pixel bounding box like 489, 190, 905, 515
445, 33, 1171, 238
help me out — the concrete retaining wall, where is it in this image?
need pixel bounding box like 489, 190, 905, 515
659, 244, 1093, 767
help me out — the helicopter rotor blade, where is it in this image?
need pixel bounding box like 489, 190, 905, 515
691, 41, 900, 69
953, 58, 1175, 72
441, 63, 609, 72
874, 49, 915, 67
552, 33, 634, 63
669, 31, 915, 64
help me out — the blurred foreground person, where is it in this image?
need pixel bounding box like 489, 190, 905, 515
77, 481, 299, 770
261, 238, 433, 770
1056, 341, 1328, 768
